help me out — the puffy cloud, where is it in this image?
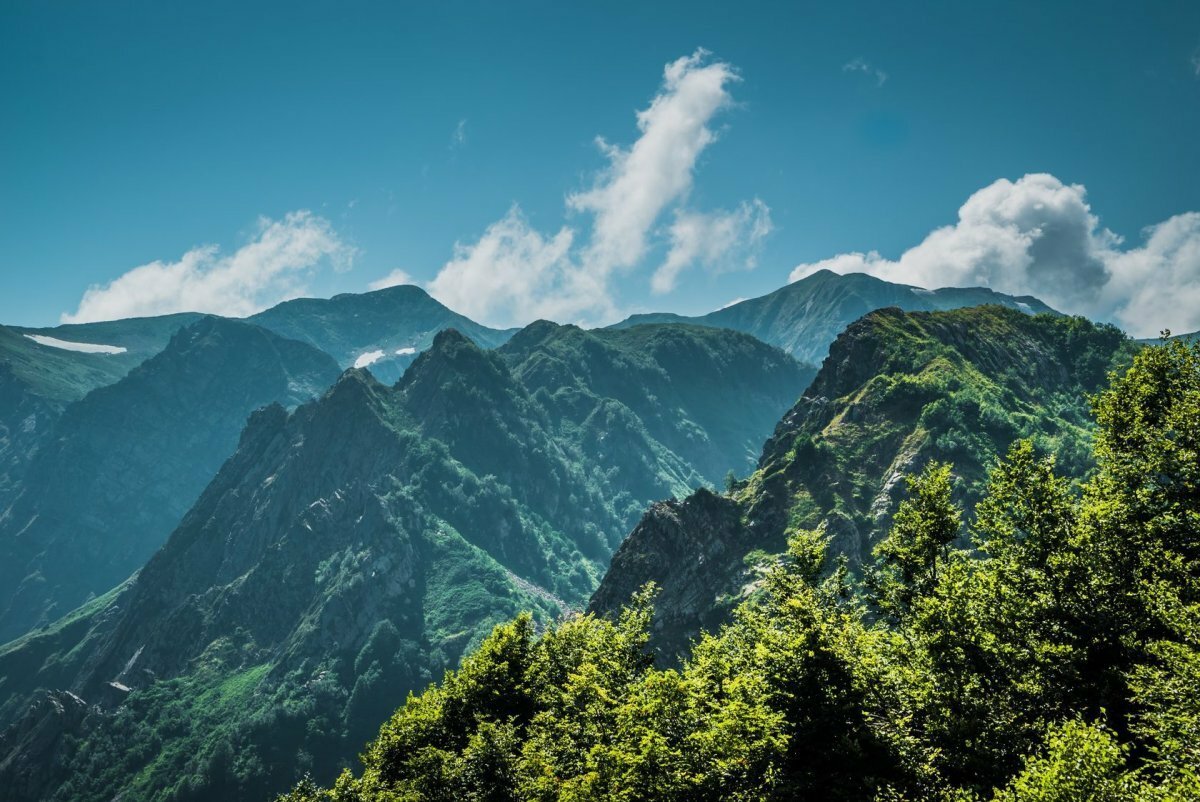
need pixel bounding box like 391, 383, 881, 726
368, 268, 416, 291
652, 199, 772, 294
568, 50, 739, 274
429, 50, 755, 326
843, 57, 888, 87
426, 206, 600, 328
1100, 212, 1200, 336
788, 173, 1200, 337
63, 211, 352, 323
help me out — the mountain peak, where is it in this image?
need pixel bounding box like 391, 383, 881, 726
429, 327, 476, 350
247, 288, 512, 369
344, 282, 434, 303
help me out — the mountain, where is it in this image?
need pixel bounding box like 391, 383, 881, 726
0, 317, 341, 642
0, 322, 808, 802
611, 269, 1057, 366
246, 284, 514, 382
0, 314, 204, 498
274, 333, 1200, 802
0, 286, 515, 497
591, 306, 1134, 659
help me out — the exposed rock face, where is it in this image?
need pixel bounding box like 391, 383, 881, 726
591, 306, 1133, 661
0, 317, 342, 641
589, 489, 745, 659
0, 690, 89, 801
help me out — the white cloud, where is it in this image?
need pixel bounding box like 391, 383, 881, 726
843, 57, 888, 87
652, 199, 772, 294
568, 50, 739, 274
426, 206, 598, 328
788, 173, 1200, 337
718, 297, 747, 310
428, 50, 758, 327
1100, 212, 1200, 336
368, 268, 416, 291
452, 119, 467, 148
63, 211, 352, 323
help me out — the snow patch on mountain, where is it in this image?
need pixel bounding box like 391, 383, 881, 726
353, 349, 386, 368
24, 334, 127, 354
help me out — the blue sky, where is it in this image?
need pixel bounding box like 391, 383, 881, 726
3, 1, 1200, 335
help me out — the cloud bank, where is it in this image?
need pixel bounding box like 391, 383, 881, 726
789, 173, 1200, 337
426, 50, 770, 328
63, 211, 352, 323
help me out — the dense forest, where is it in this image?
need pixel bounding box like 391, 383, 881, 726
280, 337, 1200, 800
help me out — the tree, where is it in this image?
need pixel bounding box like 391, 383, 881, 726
871, 461, 962, 621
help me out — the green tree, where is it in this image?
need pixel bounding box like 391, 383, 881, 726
871, 461, 962, 621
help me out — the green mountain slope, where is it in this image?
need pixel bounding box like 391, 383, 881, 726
246, 284, 514, 382
612, 269, 1057, 366
591, 306, 1133, 658
0, 322, 808, 802
0, 317, 341, 642
0, 314, 204, 499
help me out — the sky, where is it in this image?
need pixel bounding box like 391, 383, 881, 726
3, 1, 1200, 336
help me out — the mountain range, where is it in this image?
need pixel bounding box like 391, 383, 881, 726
0, 272, 1093, 801
612, 268, 1056, 366
0, 318, 805, 802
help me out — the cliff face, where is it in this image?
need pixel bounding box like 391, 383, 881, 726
590, 306, 1134, 660
0, 321, 809, 802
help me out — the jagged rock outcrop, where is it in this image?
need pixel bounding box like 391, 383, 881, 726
0, 690, 89, 800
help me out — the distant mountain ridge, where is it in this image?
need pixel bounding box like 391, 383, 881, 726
611, 269, 1057, 365
246, 284, 515, 382
0, 314, 205, 499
